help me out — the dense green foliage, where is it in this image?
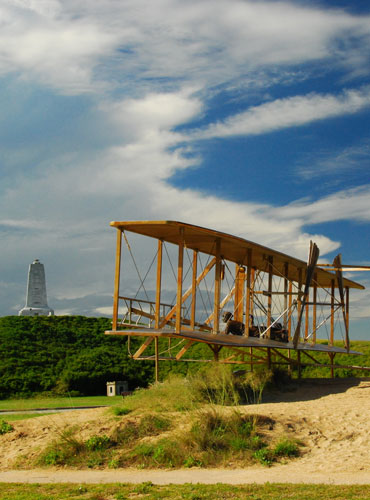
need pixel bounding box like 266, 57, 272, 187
0, 316, 156, 398
0, 316, 368, 398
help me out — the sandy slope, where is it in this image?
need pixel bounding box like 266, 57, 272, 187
0, 379, 369, 485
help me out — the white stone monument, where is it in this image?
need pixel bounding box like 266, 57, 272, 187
19, 259, 54, 316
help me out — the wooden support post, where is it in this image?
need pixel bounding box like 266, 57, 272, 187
155, 240, 163, 329
250, 347, 253, 372
176, 227, 184, 334
345, 287, 350, 349
113, 229, 122, 331
305, 287, 310, 340
297, 350, 302, 380
160, 257, 216, 328
133, 337, 154, 359
297, 267, 303, 329
267, 256, 273, 337
213, 238, 222, 334
250, 267, 255, 326
313, 274, 317, 344
154, 337, 159, 382
330, 280, 335, 346
190, 250, 198, 329
245, 249, 252, 336
283, 263, 288, 330
234, 265, 245, 323
288, 281, 292, 340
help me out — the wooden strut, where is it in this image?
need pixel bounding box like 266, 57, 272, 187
293, 242, 320, 348
213, 239, 222, 334
112, 229, 123, 331
158, 257, 216, 328
333, 254, 350, 351
176, 227, 184, 334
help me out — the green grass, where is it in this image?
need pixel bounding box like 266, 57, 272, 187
0, 413, 55, 422
0, 396, 122, 411
0, 419, 14, 434
33, 405, 299, 470
0, 482, 370, 500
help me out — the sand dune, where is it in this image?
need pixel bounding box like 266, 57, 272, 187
1, 378, 369, 484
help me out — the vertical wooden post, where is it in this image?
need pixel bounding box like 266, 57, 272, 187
245, 249, 252, 336
213, 239, 222, 334
155, 240, 163, 329
305, 287, 310, 340
113, 228, 122, 331
297, 267, 303, 333
190, 250, 198, 330
234, 265, 245, 323
154, 337, 159, 382
283, 263, 288, 330
288, 281, 293, 340
250, 347, 253, 372
154, 239, 163, 384
330, 280, 335, 346
267, 256, 273, 336
313, 274, 317, 344
297, 350, 302, 380
250, 267, 255, 326
176, 227, 184, 334
345, 287, 350, 350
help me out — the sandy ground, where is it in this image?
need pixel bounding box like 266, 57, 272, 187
1, 379, 369, 485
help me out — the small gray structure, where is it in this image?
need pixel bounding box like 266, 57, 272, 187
106, 381, 128, 396
19, 259, 54, 316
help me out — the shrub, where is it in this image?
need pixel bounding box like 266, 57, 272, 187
0, 419, 14, 434
253, 447, 273, 466
85, 435, 112, 451
112, 406, 131, 416
273, 438, 300, 457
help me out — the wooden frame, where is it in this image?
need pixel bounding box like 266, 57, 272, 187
105, 220, 368, 377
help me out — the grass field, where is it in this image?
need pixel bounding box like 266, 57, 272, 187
1, 413, 55, 422
0, 482, 369, 499
0, 396, 122, 411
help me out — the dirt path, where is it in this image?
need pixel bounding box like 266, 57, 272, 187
1, 379, 369, 485
0, 467, 369, 485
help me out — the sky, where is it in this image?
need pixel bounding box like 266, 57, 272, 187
0, 0, 369, 339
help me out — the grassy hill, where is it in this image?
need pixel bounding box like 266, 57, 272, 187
0, 316, 368, 398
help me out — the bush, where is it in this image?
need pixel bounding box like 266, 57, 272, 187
0, 419, 14, 434
273, 438, 300, 457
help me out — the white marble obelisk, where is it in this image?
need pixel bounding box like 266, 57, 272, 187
19, 259, 54, 316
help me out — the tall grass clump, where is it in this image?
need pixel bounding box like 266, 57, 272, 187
113, 375, 196, 413
0, 419, 14, 434
184, 363, 273, 407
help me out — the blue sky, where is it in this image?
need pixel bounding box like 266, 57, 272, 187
0, 0, 369, 339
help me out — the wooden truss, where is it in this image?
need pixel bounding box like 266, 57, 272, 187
105, 221, 368, 379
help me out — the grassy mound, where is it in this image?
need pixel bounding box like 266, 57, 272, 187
31, 366, 302, 469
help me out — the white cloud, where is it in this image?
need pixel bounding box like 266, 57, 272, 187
1, 1, 370, 320
191, 87, 370, 140
297, 141, 370, 179
274, 186, 370, 224
0, 1, 370, 94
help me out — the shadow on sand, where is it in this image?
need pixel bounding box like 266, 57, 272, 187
261, 377, 370, 404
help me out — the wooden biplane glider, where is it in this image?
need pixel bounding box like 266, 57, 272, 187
105, 221, 369, 379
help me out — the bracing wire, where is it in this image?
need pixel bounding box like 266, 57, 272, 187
123, 231, 153, 302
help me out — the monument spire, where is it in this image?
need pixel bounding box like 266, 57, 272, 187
19, 259, 54, 316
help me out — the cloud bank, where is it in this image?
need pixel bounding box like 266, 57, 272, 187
0, 0, 369, 325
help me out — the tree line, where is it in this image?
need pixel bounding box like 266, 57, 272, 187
0, 316, 368, 398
